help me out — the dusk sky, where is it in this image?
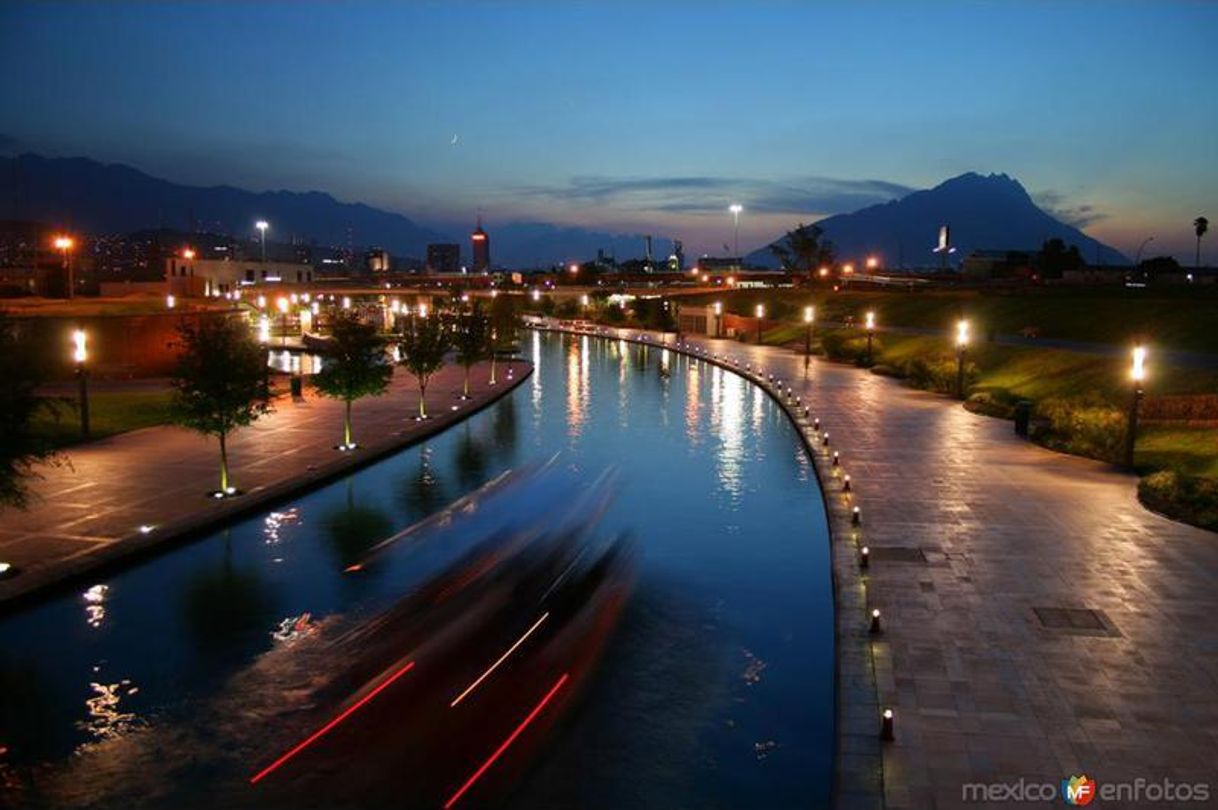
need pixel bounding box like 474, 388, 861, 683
2, 1, 1215, 260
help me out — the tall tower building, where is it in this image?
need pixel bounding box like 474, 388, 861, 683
471, 217, 491, 272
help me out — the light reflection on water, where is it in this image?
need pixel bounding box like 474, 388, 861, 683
0, 330, 833, 809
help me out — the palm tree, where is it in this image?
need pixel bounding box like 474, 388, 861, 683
1195, 216, 1209, 269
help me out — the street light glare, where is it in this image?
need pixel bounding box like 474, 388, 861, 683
804, 306, 815, 324
956, 319, 970, 347
1132, 345, 1148, 383
729, 204, 743, 214
255, 220, 269, 231
865, 311, 875, 330
755, 303, 765, 318
53, 235, 74, 251
71, 329, 87, 364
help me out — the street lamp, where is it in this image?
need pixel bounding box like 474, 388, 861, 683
729, 204, 743, 256
804, 305, 815, 355
71, 329, 90, 438
276, 296, 289, 347
1124, 345, 1147, 469
866, 256, 879, 272
53, 235, 75, 299
256, 220, 269, 263
864, 310, 876, 365
754, 303, 765, 344
258, 315, 271, 398
955, 319, 970, 399
1134, 236, 1154, 269
712, 300, 722, 338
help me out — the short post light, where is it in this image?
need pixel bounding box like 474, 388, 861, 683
860, 545, 870, 568
276, 296, 289, 347
72, 329, 90, 438
955, 318, 970, 399
864, 310, 876, 365
54, 235, 75, 299
712, 301, 722, 338
803, 305, 815, 355
1124, 345, 1147, 469
754, 303, 765, 344
166, 294, 176, 309
869, 608, 882, 634
881, 708, 895, 741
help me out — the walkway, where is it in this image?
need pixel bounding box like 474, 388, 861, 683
596, 326, 1218, 809
0, 360, 530, 607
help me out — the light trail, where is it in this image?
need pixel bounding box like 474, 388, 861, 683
450, 613, 549, 708
443, 672, 570, 808
249, 660, 416, 785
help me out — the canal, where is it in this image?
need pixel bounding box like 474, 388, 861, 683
0, 330, 834, 808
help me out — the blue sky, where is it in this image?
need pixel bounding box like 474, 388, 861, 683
2, 1, 1215, 260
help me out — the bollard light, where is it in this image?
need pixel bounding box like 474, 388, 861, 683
822, 432, 830, 446
832, 451, 840, 467
869, 608, 882, 634
881, 709, 894, 740
843, 474, 851, 492
166, 294, 176, 309
71, 329, 90, 438
813, 417, 821, 430
852, 505, 861, 525
1124, 345, 1148, 468
860, 545, 870, 568
955, 318, 971, 399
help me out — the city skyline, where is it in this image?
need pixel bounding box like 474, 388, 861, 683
2, 2, 1215, 262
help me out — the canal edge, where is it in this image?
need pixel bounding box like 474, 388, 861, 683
530, 324, 886, 810
0, 363, 534, 614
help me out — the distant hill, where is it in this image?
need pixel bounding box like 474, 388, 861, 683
747, 172, 1128, 268
480, 222, 670, 269
0, 153, 450, 259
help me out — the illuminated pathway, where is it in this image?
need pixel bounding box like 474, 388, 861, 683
0, 360, 529, 607
580, 325, 1218, 810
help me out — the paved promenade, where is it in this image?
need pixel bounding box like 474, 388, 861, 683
0, 360, 529, 607
582, 326, 1218, 809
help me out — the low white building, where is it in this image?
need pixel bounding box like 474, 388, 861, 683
165, 256, 315, 297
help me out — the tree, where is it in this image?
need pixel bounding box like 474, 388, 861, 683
488, 294, 520, 385
312, 311, 393, 448
1036, 238, 1084, 278
397, 314, 450, 419
0, 313, 64, 510
451, 308, 491, 399
770, 223, 835, 279
170, 315, 270, 496
1195, 216, 1209, 269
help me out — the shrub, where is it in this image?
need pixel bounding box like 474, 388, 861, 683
1138, 470, 1218, 532
1033, 395, 1127, 464
900, 355, 979, 395
965, 389, 1018, 419
819, 330, 878, 364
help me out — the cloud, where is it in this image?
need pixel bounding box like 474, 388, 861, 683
514, 175, 915, 217
1034, 190, 1108, 229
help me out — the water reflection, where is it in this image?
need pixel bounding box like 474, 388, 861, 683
179, 532, 273, 651
78, 670, 139, 748
399, 445, 448, 520
82, 584, 108, 630
453, 423, 489, 489
322, 481, 392, 571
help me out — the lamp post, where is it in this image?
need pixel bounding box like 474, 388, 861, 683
277, 296, 289, 347
955, 318, 970, 399
1134, 236, 1154, 270
54, 235, 75, 299
729, 204, 743, 257
864, 310, 875, 365
803, 305, 815, 355
754, 303, 765, 344
72, 329, 89, 438
712, 301, 722, 338
1124, 345, 1147, 469
256, 220, 269, 263
258, 315, 271, 399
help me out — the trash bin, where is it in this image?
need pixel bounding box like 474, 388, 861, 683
1014, 400, 1032, 437
290, 375, 303, 399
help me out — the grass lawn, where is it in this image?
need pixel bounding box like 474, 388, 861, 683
1136, 426, 1218, 479
691, 287, 1218, 353
32, 389, 176, 448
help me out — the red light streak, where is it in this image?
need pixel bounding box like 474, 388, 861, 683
443, 672, 569, 808
249, 660, 416, 785
450, 613, 548, 708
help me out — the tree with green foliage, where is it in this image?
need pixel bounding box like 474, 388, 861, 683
488, 294, 520, 385
1195, 216, 1209, 269
170, 316, 270, 495
312, 311, 393, 448
770, 223, 835, 280
452, 308, 491, 399
0, 313, 64, 510
397, 314, 450, 419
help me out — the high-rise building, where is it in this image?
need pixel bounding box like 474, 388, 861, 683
471, 218, 491, 272
427, 243, 461, 274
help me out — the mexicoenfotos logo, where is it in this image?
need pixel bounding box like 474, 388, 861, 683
1061, 774, 1097, 806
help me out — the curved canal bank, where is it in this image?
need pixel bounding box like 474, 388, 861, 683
531, 323, 885, 809
0, 360, 533, 611
0, 330, 837, 809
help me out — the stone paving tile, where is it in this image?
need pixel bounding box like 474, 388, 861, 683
0, 361, 528, 605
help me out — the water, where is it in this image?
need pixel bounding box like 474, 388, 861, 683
0, 330, 834, 808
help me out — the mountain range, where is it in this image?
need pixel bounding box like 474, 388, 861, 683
0, 154, 661, 267
747, 172, 1127, 267
1, 154, 1124, 268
